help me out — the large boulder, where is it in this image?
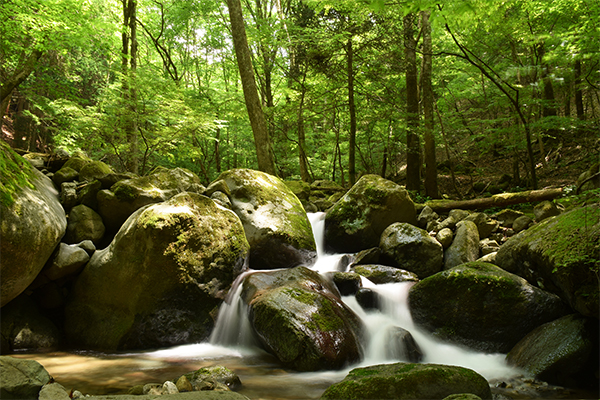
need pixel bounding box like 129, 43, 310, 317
241, 267, 364, 371
320, 363, 492, 400
97, 167, 204, 233
216, 169, 316, 270
324, 175, 417, 253
379, 222, 443, 279
79, 160, 113, 182
443, 220, 480, 269
506, 314, 599, 388
65, 204, 106, 244
351, 264, 419, 284
495, 204, 600, 318
1, 154, 67, 307
0, 356, 51, 399
408, 262, 570, 353
65, 192, 249, 350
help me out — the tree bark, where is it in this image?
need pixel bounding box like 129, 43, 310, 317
425, 188, 563, 213
226, 0, 277, 175
122, 0, 139, 174
574, 60, 584, 120
347, 37, 357, 186
421, 10, 438, 199
404, 13, 421, 192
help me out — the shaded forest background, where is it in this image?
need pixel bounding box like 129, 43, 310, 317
1, 0, 598, 199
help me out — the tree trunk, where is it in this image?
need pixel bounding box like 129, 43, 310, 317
425, 188, 563, 213
122, 0, 139, 174
404, 13, 420, 192
226, 0, 277, 175
574, 60, 584, 120
421, 10, 438, 199
347, 37, 357, 186
298, 78, 310, 182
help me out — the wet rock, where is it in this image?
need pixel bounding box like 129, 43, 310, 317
162, 381, 179, 394
0, 356, 51, 399
443, 394, 482, 400
355, 287, 380, 310
409, 262, 570, 353
436, 228, 453, 249
512, 215, 533, 233
1, 167, 67, 307
352, 265, 419, 284
184, 366, 241, 391
533, 200, 561, 222
507, 314, 599, 388
320, 362, 492, 400
218, 169, 316, 270
380, 222, 443, 279
332, 272, 362, 296
496, 204, 599, 318
352, 247, 381, 265
444, 220, 480, 269
386, 326, 423, 362
143, 383, 162, 395
65, 193, 250, 350
324, 174, 417, 253
176, 375, 194, 392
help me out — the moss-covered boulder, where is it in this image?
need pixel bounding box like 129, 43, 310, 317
62, 156, 90, 172
65, 192, 249, 350
408, 262, 570, 353
217, 169, 316, 270
351, 265, 419, 284
444, 220, 480, 269
380, 222, 443, 278
324, 175, 417, 253
506, 314, 599, 388
52, 166, 79, 187
183, 366, 242, 391
320, 363, 492, 400
285, 180, 311, 201
495, 204, 599, 318
241, 266, 364, 371
79, 160, 113, 182
97, 167, 204, 233
1, 150, 67, 307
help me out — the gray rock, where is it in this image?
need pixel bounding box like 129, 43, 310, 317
211, 191, 231, 209
479, 238, 500, 256
78, 179, 102, 210
39, 382, 71, 400
533, 200, 561, 222
417, 206, 438, 230
464, 212, 499, 239
184, 366, 241, 391
65, 193, 250, 350
332, 272, 362, 295
60, 181, 78, 210
409, 262, 570, 353
0, 356, 51, 399
352, 247, 381, 265
352, 264, 419, 284
493, 209, 525, 228
380, 222, 443, 279
320, 362, 492, 400
44, 243, 90, 281
75, 239, 96, 256
444, 220, 480, 269
1, 168, 67, 307
162, 381, 179, 395
66, 204, 106, 244
85, 392, 251, 399
438, 209, 470, 230
324, 174, 417, 253
142, 383, 162, 395
79, 160, 114, 182
355, 287, 380, 310
52, 166, 79, 187
386, 327, 423, 362
443, 394, 482, 400
512, 215, 533, 233
476, 252, 497, 264
436, 228, 453, 249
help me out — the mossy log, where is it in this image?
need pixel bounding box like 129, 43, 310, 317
425, 188, 563, 213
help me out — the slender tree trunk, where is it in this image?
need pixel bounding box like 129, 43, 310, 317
122, 0, 139, 174
404, 13, 420, 192
298, 76, 310, 182
421, 10, 438, 199
574, 60, 584, 120
347, 37, 357, 186
226, 0, 277, 175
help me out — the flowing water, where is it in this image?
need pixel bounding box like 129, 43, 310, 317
12, 212, 595, 399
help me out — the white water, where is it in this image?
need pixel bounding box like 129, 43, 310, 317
146, 211, 518, 386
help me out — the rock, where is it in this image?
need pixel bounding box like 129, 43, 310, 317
310, 179, 344, 194
84, 392, 251, 399
1, 167, 67, 307
75, 239, 96, 256
184, 366, 241, 391
533, 200, 561, 222
65, 192, 250, 350
0, 295, 61, 351
205, 179, 231, 197
443, 395, 482, 400
242, 266, 364, 371
444, 220, 480, 269
176, 375, 194, 392
78, 179, 102, 210
162, 381, 179, 394
436, 228, 453, 249
464, 212, 499, 239
211, 191, 231, 209
98, 172, 137, 189
476, 252, 497, 264
143, 383, 162, 395
0, 356, 51, 399
507, 314, 599, 388
23, 153, 47, 169
62, 156, 89, 172
512, 215, 533, 233
43, 242, 90, 281
379, 222, 443, 279
386, 326, 423, 362
39, 382, 71, 400
492, 209, 525, 228
65, 204, 106, 244
79, 160, 114, 182
320, 362, 492, 400
97, 167, 204, 233
332, 272, 362, 296
576, 163, 600, 192
52, 166, 79, 187
408, 262, 570, 353
495, 204, 599, 318
352, 247, 381, 265
355, 287, 380, 310
352, 265, 419, 284
438, 209, 470, 231
285, 180, 311, 201
324, 174, 417, 253
479, 238, 500, 256
218, 169, 316, 270
417, 205, 439, 230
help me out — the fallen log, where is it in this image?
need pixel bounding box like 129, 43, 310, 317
424, 187, 564, 213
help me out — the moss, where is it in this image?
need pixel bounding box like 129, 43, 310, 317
0, 141, 36, 206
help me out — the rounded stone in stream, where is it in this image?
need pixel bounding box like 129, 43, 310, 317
386, 326, 424, 362
332, 272, 362, 296
355, 288, 380, 310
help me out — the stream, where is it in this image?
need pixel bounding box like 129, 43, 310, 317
12, 213, 596, 399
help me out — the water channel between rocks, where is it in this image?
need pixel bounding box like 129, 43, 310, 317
12, 213, 594, 399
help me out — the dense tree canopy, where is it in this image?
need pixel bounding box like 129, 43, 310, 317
1, 0, 598, 194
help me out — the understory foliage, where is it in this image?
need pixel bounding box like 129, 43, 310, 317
1, 0, 598, 189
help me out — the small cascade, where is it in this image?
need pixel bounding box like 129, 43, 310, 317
308, 211, 348, 274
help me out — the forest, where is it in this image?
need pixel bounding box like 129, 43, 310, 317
1, 0, 599, 198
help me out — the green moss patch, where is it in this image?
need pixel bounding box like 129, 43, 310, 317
0, 141, 36, 206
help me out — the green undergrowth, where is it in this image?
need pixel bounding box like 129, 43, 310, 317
0, 140, 36, 206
